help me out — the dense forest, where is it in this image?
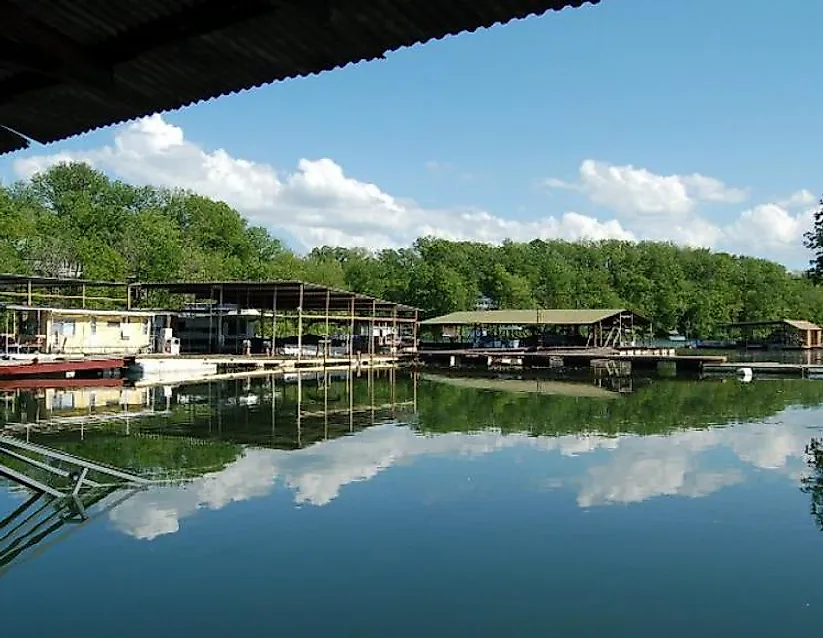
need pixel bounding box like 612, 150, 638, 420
2, 161, 823, 338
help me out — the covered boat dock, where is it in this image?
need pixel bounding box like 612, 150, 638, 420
725, 319, 823, 350
420, 308, 650, 349
130, 279, 419, 358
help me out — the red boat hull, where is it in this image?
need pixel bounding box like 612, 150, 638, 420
0, 358, 125, 379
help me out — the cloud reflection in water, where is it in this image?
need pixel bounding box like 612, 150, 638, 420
108, 407, 819, 541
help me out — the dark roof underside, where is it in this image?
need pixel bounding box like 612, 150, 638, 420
133, 280, 417, 314
0, 0, 599, 155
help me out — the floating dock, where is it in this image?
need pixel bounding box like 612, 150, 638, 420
702, 361, 823, 378
130, 352, 407, 384
416, 348, 727, 374
0, 352, 409, 388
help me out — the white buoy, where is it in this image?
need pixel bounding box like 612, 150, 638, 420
737, 367, 753, 382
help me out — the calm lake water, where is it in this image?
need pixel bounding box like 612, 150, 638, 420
2, 369, 823, 637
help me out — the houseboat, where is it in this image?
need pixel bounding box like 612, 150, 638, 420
1, 304, 155, 379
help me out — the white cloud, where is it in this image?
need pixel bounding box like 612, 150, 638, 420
10, 118, 817, 264
545, 159, 748, 217
107, 425, 623, 540
12, 115, 630, 250
727, 203, 814, 252
577, 407, 817, 507
780, 189, 817, 209
543, 159, 819, 262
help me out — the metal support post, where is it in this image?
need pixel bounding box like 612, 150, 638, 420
297, 283, 304, 361
349, 297, 355, 365
370, 300, 376, 364
325, 289, 331, 363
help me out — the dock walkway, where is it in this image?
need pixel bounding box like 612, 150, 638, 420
703, 361, 823, 378
132, 352, 407, 378
417, 348, 727, 374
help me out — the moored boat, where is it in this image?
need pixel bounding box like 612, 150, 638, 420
0, 356, 125, 380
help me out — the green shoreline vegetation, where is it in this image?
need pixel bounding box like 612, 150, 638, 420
3, 162, 823, 337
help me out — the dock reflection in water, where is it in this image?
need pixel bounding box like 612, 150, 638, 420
2, 370, 823, 636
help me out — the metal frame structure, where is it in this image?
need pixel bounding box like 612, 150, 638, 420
132, 280, 420, 359
2, 367, 418, 450
162, 367, 417, 450
0, 436, 149, 499
0, 367, 419, 574
0, 276, 421, 360
0, 436, 148, 578
0, 485, 139, 578
0, 274, 129, 308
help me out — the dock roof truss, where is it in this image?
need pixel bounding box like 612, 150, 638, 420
0, 273, 129, 307
131, 280, 418, 320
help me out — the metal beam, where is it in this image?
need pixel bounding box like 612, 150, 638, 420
0, 437, 149, 484
297, 283, 304, 362
349, 297, 355, 360
0, 495, 53, 544
298, 313, 417, 323
0, 125, 27, 152
0, 492, 42, 529
324, 289, 331, 361
0, 463, 66, 498
0, 446, 103, 488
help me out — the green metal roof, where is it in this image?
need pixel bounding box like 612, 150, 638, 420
420, 309, 642, 326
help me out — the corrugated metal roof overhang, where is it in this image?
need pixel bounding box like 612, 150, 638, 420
0, 0, 601, 154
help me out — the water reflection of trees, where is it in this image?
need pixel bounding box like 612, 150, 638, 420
0, 370, 416, 478
6, 371, 823, 547
8, 372, 823, 494
802, 438, 823, 531
415, 376, 823, 435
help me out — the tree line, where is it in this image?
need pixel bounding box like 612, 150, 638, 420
2, 161, 823, 338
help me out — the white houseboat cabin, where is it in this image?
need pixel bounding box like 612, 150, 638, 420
2, 305, 154, 356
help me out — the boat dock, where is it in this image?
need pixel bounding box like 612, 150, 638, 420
1, 276, 421, 385
132, 352, 405, 376
703, 361, 823, 378
417, 348, 728, 374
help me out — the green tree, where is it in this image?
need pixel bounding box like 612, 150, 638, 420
804, 197, 823, 283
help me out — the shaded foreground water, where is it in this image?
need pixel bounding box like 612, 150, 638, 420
2, 370, 823, 636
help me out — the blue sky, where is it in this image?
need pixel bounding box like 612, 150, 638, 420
3, 0, 821, 266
